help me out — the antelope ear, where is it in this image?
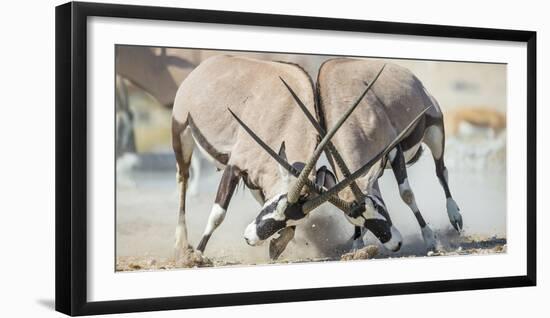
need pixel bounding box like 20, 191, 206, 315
278, 142, 291, 187
316, 166, 337, 189
278, 141, 287, 159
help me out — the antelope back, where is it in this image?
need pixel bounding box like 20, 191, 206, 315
172, 55, 319, 199
317, 59, 441, 193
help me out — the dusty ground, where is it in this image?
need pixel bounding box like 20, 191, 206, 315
116, 136, 507, 272
116, 236, 507, 272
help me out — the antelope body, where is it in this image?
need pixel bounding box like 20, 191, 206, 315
317, 58, 463, 250
171, 55, 323, 258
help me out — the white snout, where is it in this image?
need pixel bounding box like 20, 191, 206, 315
244, 222, 261, 246
383, 226, 403, 252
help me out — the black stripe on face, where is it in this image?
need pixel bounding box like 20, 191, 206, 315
364, 219, 392, 243
255, 197, 286, 240
256, 218, 287, 240
366, 195, 392, 226
254, 195, 306, 241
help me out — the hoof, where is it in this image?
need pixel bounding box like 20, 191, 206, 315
421, 226, 437, 252
174, 244, 194, 262
446, 198, 463, 232
351, 238, 365, 251
175, 247, 212, 267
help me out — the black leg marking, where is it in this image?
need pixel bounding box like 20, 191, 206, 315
196, 234, 211, 252
389, 146, 406, 185
353, 226, 362, 240
197, 165, 241, 253
214, 165, 241, 210
424, 121, 452, 197
424, 121, 462, 231
435, 157, 452, 198
390, 145, 427, 229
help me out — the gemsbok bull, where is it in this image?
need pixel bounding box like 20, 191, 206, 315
316, 59, 463, 251
172, 55, 401, 260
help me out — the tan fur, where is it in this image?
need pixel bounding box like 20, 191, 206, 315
444, 107, 506, 136
318, 58, 443, 201
172, 55, 319, 199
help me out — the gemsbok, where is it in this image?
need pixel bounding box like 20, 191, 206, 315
171, 55, 399, 260
316, 59, 463, 251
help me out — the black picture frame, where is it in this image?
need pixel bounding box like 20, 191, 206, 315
55, 1, 537, 316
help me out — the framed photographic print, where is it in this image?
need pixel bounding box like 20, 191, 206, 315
55, 1, 536, 316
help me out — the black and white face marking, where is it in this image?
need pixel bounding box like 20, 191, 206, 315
244, 193, 306, 246
346, 195, 403, 252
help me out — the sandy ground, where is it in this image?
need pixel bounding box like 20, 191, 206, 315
116, 135, 507, 271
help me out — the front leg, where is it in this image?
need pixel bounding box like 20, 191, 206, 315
351, 226, 365, 250
196, 165, 241, 253
389, 145, 437, 251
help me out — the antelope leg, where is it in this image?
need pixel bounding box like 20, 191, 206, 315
196, 165, 241, 253
350, 226, 366, 250
389, 145, 437, 251
424, 122, 463, 232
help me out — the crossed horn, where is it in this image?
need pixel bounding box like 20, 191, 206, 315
278, 63, 386, 203
229, 64, 431, 215
302, 105, 431, 213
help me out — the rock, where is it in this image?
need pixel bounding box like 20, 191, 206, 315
129, 263, 142, 270
341, 245, 379, 261
175, 249, 213, 268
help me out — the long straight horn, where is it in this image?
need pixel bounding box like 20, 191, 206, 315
303, 105, 432, 213
281, 77, 364, 201
228, 108, 353, 212
280, 64, 385, 202
286, 65, 385, 204
228, 108, 301, 177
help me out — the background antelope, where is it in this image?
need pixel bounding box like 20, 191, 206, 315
444, 106, 506, 138
317, 58, 463, 251
115, 47, 202, 193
